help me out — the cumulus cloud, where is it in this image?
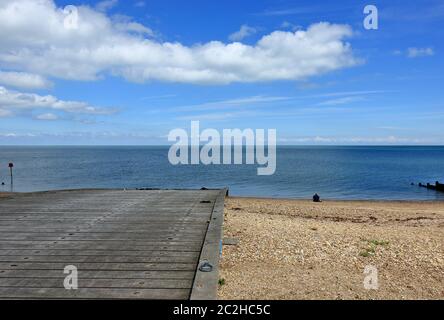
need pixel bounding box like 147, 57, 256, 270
228, 24, 257, 41
0, 86, 116, 117
0, 0, 359, 85
0, 70, 52, 89
407, 47, 435, 58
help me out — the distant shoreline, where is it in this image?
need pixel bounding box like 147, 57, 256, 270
1, 190, 444, 202
227, 195, 444, 203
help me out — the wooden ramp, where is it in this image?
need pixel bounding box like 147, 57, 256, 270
0, 189, 226, 299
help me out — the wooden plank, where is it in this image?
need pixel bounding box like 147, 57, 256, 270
0, 262, 196, 271
0, 287, 189, 299
0, 249, 199, 257
0, 255, 197, 263
0, 226, 206, 231
0, 269, 194, 279
0, 243, 201, 251
0, 234, 205, 241
0, 278, 192, 289
0, 240, 203, 246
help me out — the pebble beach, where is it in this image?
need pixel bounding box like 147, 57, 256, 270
219, 197, 444, 300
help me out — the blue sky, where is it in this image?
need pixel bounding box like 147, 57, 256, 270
0, 0, 443, 145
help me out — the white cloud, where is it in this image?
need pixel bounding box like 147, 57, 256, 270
279, 135, 433, 144
0, 86, 116, 117
140, 94, 176, 101
407, 47, 434, 58
177, 111, 253, 121
173, 95, 291, 112
0, 108, 12, 117
0, 0, 359, 85
376, 126, 406, 130
280, 21, 302, 31
317, 96, 364, 106
228, 24, 257, 41
111, 14, 154, 36
35, 112, 58, 120
96, 0, 118, 12
392, 48, 435, 58
0, 70, 52, 89
134, 1, 145, 7
115, 21, 154, 36
257, 8, 310, 16
0, 131, 166, 145
0, 132, 36, 137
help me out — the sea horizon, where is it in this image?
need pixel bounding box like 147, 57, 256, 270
1, 145, 443, 201
1, 144, 444, 147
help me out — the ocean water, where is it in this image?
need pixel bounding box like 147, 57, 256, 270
0, 146, 443, 200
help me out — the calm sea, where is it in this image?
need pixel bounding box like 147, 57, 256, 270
0, 146, 443, 200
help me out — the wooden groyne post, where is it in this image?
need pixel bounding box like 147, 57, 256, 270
418, 180, 444, 193
8, 163, 13, 188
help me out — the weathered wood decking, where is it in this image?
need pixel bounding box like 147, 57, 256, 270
0, 189, 226, 299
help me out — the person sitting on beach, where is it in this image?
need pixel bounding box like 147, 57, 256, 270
313, 193, 321, 202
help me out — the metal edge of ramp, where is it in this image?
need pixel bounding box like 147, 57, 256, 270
190, 188, 228, 300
